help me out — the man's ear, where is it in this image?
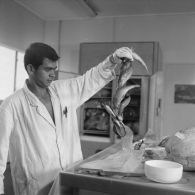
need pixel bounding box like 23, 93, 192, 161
26, 64, 35, 75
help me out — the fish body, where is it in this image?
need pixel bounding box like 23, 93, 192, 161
118, 59, 133, 88
113, 85, 140, 111
103, 48, 148, 138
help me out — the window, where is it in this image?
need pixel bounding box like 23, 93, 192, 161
15, 52, 28, 90
0, 46, 15, 99
0, 45, 28, 100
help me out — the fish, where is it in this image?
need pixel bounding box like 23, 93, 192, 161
103, 48, 148, 138
118, 96, 131, 120
118, 51, 148, 88
118, 59, 133, 88
112, 85, 140, 111
101, 103, 126, 137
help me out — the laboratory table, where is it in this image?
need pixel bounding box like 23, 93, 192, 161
59, 143, 195, 195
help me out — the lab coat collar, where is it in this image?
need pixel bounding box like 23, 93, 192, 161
23, 80, 56, 129
23, 80, 54, 107
23, 80, 39, 107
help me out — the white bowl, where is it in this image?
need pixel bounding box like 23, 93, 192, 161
144, 160, 183, 183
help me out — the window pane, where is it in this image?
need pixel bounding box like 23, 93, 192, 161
15, 52, 28, 90
0, 46, 15, 100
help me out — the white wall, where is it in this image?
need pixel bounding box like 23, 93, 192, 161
0, 0, 44, 51
56, 13, 195, 137
59, 14, 195, 71
43, 21, 60, 54
163, 64, 195, 137
59, 18, 114, 73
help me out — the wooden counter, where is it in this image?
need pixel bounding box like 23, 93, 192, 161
59, 143, 195, 195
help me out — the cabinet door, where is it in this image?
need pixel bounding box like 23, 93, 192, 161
79, 42, 158, 76
80, 81, 113, 137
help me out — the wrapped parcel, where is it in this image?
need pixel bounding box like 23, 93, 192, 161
165, 127, 195, 170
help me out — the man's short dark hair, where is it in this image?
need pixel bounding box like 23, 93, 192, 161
24, 42, 60, 70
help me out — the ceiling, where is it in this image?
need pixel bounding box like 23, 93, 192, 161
14, 0, 195, 20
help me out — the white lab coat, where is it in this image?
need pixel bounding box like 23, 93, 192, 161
0, 58, 115, 195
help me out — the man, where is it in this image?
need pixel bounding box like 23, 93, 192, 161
0, 42, 133, 195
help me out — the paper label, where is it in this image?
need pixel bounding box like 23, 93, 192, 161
175, 132, 185, 140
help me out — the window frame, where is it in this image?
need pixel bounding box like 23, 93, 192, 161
0, 45, 26, 100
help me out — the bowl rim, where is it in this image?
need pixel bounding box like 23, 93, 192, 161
145, 159, 183, 169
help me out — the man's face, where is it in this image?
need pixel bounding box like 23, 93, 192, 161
32, 58, 58, 88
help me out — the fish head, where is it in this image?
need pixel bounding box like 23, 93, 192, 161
131, 51, 149, 73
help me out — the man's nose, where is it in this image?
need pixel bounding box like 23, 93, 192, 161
50, 70, 56, 78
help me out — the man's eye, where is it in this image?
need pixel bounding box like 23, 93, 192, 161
44, 67, 57, 71
45, 68, 52, 71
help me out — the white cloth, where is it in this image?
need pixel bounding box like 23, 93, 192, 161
0, 58, 115, 195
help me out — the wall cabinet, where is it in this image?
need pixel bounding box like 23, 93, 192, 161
79, 42, 158, 158
79, 42, 159, 76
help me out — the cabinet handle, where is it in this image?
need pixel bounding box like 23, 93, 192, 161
156, 98, 161, 116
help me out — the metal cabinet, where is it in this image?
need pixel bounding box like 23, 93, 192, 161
79, 42, 159, 158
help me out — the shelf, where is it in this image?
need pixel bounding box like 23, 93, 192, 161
82, 129, 109, 136
90, 97, 112, 98
80, 135, 111, 143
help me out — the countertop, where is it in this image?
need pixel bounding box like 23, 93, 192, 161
59, 143, 195, 195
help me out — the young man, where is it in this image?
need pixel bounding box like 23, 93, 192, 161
0, 42, 133, 195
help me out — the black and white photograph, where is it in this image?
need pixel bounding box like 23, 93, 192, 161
175, 84, 195, 104
1, 0, 195, 195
